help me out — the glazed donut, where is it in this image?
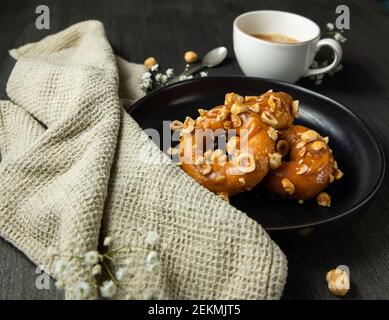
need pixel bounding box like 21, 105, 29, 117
174, 93, 279, 197
244, 90, 298, 129
265, 125, 344, 203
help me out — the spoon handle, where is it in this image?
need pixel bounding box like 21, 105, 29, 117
167, 64, 206, 85
184, 64, 206, 76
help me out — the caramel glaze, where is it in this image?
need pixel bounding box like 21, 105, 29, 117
265, 125, 336, 200
179, 105, 275, 195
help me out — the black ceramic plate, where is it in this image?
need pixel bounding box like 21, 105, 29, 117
129, 76, 385, 244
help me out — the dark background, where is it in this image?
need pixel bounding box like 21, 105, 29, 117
0, 0, 389, 300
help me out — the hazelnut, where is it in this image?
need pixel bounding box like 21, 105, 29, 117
231, 114, 242, 128
296, 164, 309, 175
236, 152, 256, 173
267, 127, 279, 141
269, 152, 282, 170
170, 120, 184, 132
311, 141, 327, 152
281, 178, 295, 195
184, 51, 198, 63
326, 266, 350, 297
181, 117, 195, 134
218, 192, 229, 202
301, 130, 320, 143
144, 57, 158, 70
261, 111, 278, 127
317, 192, 331, 207
334, 168, 344, 180
198, 163, 212, 176
292, 100, 300, 117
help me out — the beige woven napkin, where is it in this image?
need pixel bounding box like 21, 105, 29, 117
0, 20, 287, 299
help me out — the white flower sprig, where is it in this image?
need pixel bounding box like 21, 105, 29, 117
48, 231, 161, 300
309, 22, 347, 85
141, 61, 208, 94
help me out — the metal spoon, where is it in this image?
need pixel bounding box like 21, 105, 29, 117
169, 46, 228, 83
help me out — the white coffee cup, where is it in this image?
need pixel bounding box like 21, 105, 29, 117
233, 10, 342, 83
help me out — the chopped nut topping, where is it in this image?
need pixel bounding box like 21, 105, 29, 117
269, 152, 282, 170
301, 130, 320, 143
298, 147, 306, 157
198, 163, 212, 176
231, 113, 242, 128
298, 159, 303, 164
261, 111, 278, 127
276, 140, 289, 156
239, 178, 246, 185
334, 161, 338, 169
198, 109, 207, 116
296, 164, 309, 175
311, 140, 327, 152
317, 192, 331, 207
267, 127, 279, 141
282, 178, 295, 195
295, 141, 306, 149
236, 152, 256, 173
231, 103, 248, 115
326, 267, 350, 297
330, 174, 335, 183
225, 92, 244, 106
334, 168, 344, 180
170, 120, 184, 132
248, 103, 260, 113
323, 136, 330, 144
218, 192, 229, 202
298, 199, 304, 204
244, 96, 257, 103
268, 95, 280, 112
181, 117, 195, 134
292, 100, 300, 117
216, 107, 229, 122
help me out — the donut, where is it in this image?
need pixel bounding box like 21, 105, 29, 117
174, 92, 280, 197
265, 125, 344, 203
244, 90, 298, 129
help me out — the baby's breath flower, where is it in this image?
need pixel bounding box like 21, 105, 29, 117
100, 280, 117, 298
326, 22, 335, 31
145, 231, 160, 247
54, 259, 69, 277
200, 71, 208, 77
47, 246, 58, 258
166, 68, 174, 78
73, 281, 90, 300
155, 73, 163, 82
151, 64, 159, 72
115, 267, 128, 281
92, 264, 102, 276
142, 72, 152, 80
161, 74, 168, 83
142, 78, 152, 89
103, 236, 112, 247
84, 251, 100, 266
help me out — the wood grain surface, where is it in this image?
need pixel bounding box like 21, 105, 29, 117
0, 0, 388, 300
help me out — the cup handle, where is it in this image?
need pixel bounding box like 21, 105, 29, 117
303, 38, 343, 77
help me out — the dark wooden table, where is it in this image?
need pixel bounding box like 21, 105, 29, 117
0, 0, 388, 300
